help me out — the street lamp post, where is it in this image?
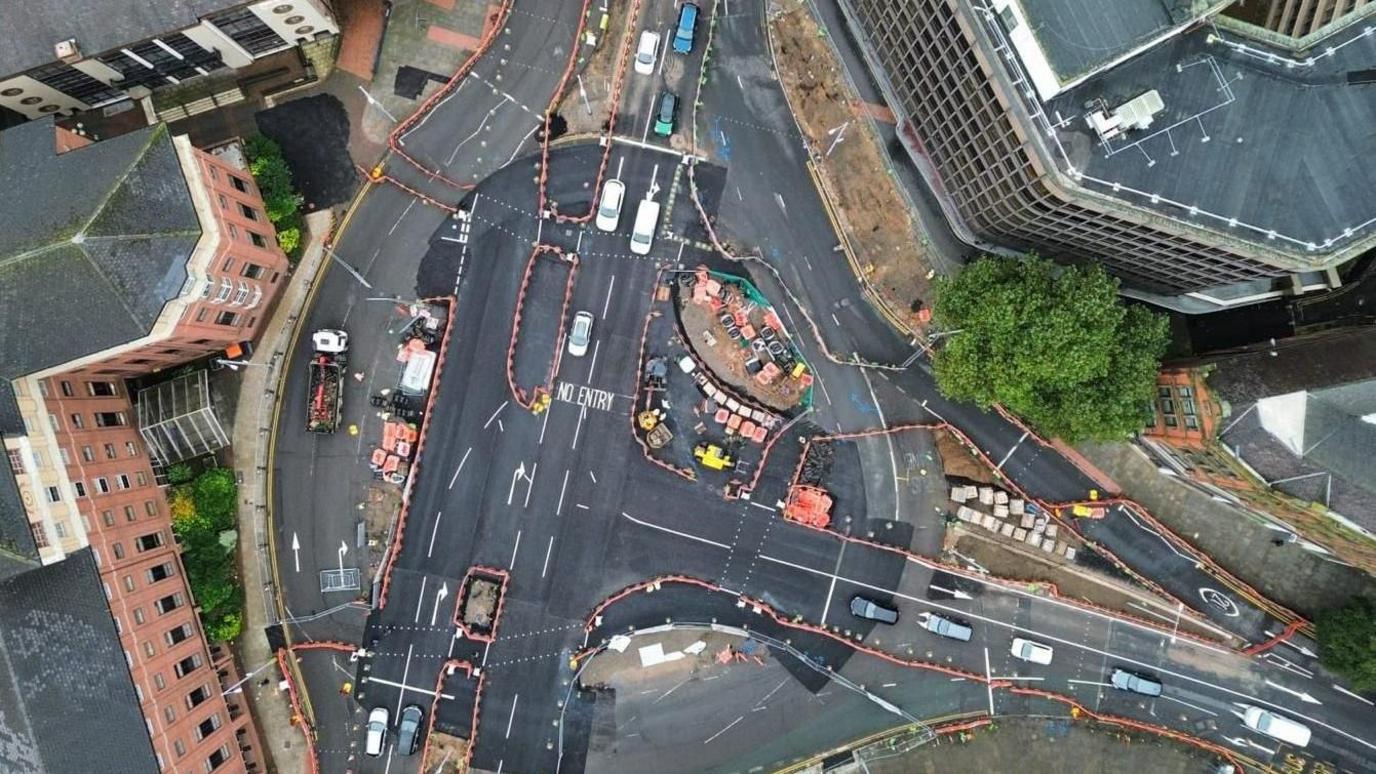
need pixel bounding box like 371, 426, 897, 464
323, 247, 373, 290
357, 85, 399, 124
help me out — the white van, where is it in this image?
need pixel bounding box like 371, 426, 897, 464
1242, 705, 1311, 748
629, 198, 661, 256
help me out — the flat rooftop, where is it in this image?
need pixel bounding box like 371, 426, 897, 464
1036, 22, 1376, 261
1018, 0, 1180, 84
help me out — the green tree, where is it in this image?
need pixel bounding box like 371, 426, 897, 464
931, 256, 1168, 442
244, 133, 305, 259
192, 468, 238, 531
1317, 598, 1376, 692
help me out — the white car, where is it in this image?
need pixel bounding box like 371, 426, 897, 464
635, 30, 661, 75
1242, 705, 1311, 747
595, 178, 625, 232
568, 311, 595, 357
1009, 637, 1054, 665
365, 706, 389, 756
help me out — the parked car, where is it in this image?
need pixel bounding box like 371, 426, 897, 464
917, 612, 973, 642
365, 707, 389, 756
629, 198, 661, 255
848, 595, 898, 624
396, 704, 424, 756
635, 30, 661, 74
654, 91, 679, 137
1009, 637, 1054, 665
568, 311, 595, 357
673, 2, 699, 53
1241, 705, 1311, 748
595, 178, 625, 232
1110, 667, 1163, 697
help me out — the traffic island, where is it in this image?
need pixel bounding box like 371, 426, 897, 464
507, 245, 580, 408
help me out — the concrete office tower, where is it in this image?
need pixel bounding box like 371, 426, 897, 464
0, 119, 291, 773
838, 0, 1376, 312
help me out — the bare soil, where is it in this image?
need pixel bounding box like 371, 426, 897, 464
421, 731, 469, 774
864, 717, 1220, 774
557, 0, 635, 135
934, 429, 997, 484
769, 1, 932, 331
461, 577, 499, 630
678, 286, 808, 412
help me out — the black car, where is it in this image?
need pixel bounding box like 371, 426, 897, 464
396, 704, 424, 756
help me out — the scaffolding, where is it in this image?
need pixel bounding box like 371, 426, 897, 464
136, 370, 229, 468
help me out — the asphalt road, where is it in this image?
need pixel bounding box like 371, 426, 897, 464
268, 1, 1376, 772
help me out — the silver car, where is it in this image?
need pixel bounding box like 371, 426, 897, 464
568, 311, 594, 357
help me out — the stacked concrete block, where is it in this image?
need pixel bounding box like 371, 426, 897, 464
1063, 546, 1077, 561
982, 515, 998, 531
994, 491, 1009, 506
993, 504, 1010, 518
978, 487, 995, 505
1000, 522, 1015, 537
1041, 538, 1056, 552
1013, 527, 1028, 541
1045, 524, 1058, 539
951, 486, 972, 503
1009, 499, 1025, 515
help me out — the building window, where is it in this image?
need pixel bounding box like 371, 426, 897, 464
205, 744, 232, 771
102, 509, 115, 526
215, 277, 233, 303
249, 231, 267, 248
134, 608, 146, 625
5, 448, 22, 474
207, 6, 286, 55
60, 380, 74, 397
173, 652, 202, 678
217, 194, 228, 209
88, 381, 117, 397
166, 622, 194, 646
117, 474, 131, 490
53, 521, 67, 539
174, 739, 186, 758
147, 561, 175, 583
73, 481, 87, 497
123, 575, 135, 592
126, 441, 139, 456
104, 443, 117, 459
154, 673, 166, 691
164, 705, 176, 725
241, 263, 265, 279
196, 307, 210, 323
215, 311, 240, 326
57, 447, 70, 465
94, 412, 127, 427
95, 477, 110, 494
82, 445, 95, 462
112, 543, 125, 559
229, 175, 248, 193
145, 500, 158, 517
38, 380, 49, 398
156, 593, 185, 615
69, 413, 84, 429
239, 203, 259, 221
137, 532, 164, 552
221, 256, 234, 272
124, 505, 137, 522
143, 641, 156, 659
30, 522, 49, 548
46, 485, 61, 503
195, 713, 223, 741
31, 450, 44, 469
47, 414, 60, 431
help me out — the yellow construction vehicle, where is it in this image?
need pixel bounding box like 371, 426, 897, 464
694, 443, 733, 470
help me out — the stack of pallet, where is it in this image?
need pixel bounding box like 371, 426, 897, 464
951, 485, 1077, 562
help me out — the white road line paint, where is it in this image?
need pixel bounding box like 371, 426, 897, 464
754, 678, 788, 708
539, 402, 553, 444
860, 368, 901, 521
484, 400, 509, 429
557, 469, 570, 516
1160, 695, 1218, 716
448, 448, 472, 490
1333, 684, 1376, 706
427, 511, 444, 557
654, 678, 689, 704
818, 542, 846, 625
446, 94, 512, 166
1263, 652, 1314, 679
754, 552, 1376, 751
395, 643, 415, 715
589, 471, 597, 484
984, 647, 995, 716
414, 577, 428, 623
571, 404, 588, 450
576, 503, 590, 510
497, 419, 504, 433
1126, 601, 1175, 623
503, 122, 541, 167
523, 462, 537, 509
642, 91, 657, 143
995, 431, 1028, 470
1067, 679, 1111, 687
611, 134, 695, 159
389, 199, 417, 235
482, 640, 492, 667
621, 511, 731, 549
749, 502, 776, 512
830, 312, 841, 327
509, 530, 522, 568
1122, 508, 1194, 561
603, 275, 616, 318
505, 694, 519, 738
658, 29, 670, 75
587, 339, 602, 384
703, 715, 744, 744
542, 536, 555, 578
367, 675, 450, 698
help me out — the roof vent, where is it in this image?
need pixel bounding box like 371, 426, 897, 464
54, 38, 81, 63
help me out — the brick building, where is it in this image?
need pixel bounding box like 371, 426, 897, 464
836, 0, 1376, 312
1142, 327, 1376, 572
0, 117, 290, 772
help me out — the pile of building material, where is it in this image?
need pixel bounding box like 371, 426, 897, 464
952, 484, 1076, 561
783, 484, 833, 528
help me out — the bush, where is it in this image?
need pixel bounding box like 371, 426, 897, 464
166, 462, 195, 485
171, 469, 244, 643
192, 468, 238, 531
243, 133, 306, 261
1317, 598, 1376, 692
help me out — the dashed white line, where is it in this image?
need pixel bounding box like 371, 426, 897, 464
703, 715, 744, 744
427, 510, 444, 558
505, 694, 519, 738
1159, 694, 1218, 716
542, 536, 555, 578
414, 577, 428, 623
603, 275, 616, 318
484, 400, 509, 429
509, 530, 522, 568
448, 447, 472, 489
557, 469, 570, 516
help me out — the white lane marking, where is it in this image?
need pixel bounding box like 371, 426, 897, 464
427, 511, 444, 558
757, 552, 1376, 752
1122, 508, 1194, 561
603, 275, 616, 318
703, 715, 744, 744
995, 431, 1029, 470
446, 94, 513, 166
642, 90, 657, 143
1263, 652, 1314, 679
818, 542, 846, 625
505, 694, 519, 738
542, 536, 555, 578
557, 469, 570, 516
571, 404, 588, 450
509, 530, 522, 568
589, 470, 597, 484
1333, 684, 1375, 706
448, 447, 473, 489
754, 679, 788, 709
657, 29, 670, 75
622, 511, 731, 549
1067, 679, 1112, 687
502, 122, 541, 168
484, 400, 509, 429
1160, 694, 1218, 716
984, 647, 995, 716
539, 401, 553, 444
395, 643, 415, 715
860, 368, 901, 522
587, 339, 601, 384
366, 675, 453, 699
414, 577, 428, 623
749, 502, 776, 512
389, 199, 417, 235
523, 461, 538, 509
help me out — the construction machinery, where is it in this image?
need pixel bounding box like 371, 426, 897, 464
306, 329, 347, 433
693, 443, 733, 471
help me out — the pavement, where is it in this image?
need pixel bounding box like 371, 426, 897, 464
253, 1, 1376, 773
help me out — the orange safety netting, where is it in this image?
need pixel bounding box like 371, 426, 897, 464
784, 485, 832, 528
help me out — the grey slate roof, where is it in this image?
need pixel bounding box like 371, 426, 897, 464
0, 548, 160, 773
0, 0, 234, 77
1020, 0, 1177, 83
0, 120, 201, 380
1045, 23, 1376, 257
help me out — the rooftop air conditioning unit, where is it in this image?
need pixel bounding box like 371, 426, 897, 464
54, 38, 81, 62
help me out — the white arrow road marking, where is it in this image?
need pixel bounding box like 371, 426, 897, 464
291, 532, 300, 573
1265, 679, 1321, 705
929, 584, 972, 600
1332, 684, 1375, 706
431, 582, 449, 627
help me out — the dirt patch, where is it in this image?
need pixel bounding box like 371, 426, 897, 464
934, 429, 996, 484
421, 730, 469, 774
863, 716, 1222, 774
557, 0, 635, 135
365, 485, 402, 588
769, 1, 932, 333
952, 531, 1228, 643
461, 578, 499, 631
579, 630, 752, 688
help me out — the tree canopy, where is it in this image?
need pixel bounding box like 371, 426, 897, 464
170, 468, 243, 642
930, 256, 1168, 442
1316, 597, 1376, 692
